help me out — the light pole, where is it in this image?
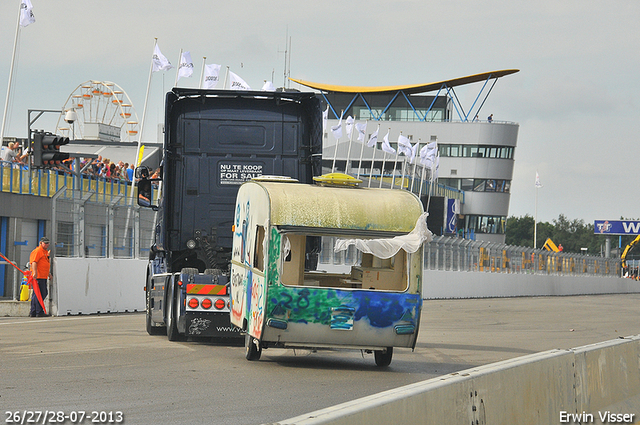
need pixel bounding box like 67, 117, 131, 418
534, 171, 542, 248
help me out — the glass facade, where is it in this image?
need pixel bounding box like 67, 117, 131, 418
465, 215, 506, 234
322, 93, 449, 122
439, 178, 511, 193
439, 144, 514, 159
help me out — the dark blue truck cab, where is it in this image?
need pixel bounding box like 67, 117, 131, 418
138, 88, 322, 340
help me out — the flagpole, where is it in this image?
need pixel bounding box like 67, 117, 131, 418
534, 171, 542, 249
1, 2, 23, 142
331, 110, 343, 173
356, 121, 367, 180
390, 140, 400, 189
174, 49, 183, 87
534, 183, 538, 249
379, 151, 387, 188
410, 140, 420, 192
121, 38, 157, 246
368, 123, 380, 188
418, 164, 426, 198
399, 158, 406, 190
379, 128, 391, 188
344, 118, 355, 176
138, 39, 157, 155
199, 57, 206, 89
223, 66, 230, 89
425, 168, 436, 215
368, 144, 376, 188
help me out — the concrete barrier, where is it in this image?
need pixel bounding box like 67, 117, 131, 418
51, 257, 147, 316
423, 270, 640, 299
276, 336, 640, 425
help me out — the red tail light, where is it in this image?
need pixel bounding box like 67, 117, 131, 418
201, 298, 212, 309
188, 298, 199, 309
214, 299, 226, 310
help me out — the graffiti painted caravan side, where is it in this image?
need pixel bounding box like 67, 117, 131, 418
230, 178, 430, 366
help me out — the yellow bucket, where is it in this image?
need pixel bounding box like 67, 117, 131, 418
19, 280, 30, 301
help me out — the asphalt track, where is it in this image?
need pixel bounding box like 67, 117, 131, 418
1, 294, 639, 424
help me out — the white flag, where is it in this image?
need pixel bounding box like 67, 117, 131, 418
229, 71, 251, 90
367, 127, 378, 148
261, 81, 276, 91
19, 0, 35, 27
177, 51, 194, 80
355, 122, 367, 142
345, 116, 354, 139
152, 44, 173, 72
535, 172, 543, 188
381, 130, 395, 154
420, 141, 437, 166
397, 134, 414, 161
331, 117, 343, 140
409, 143, 418, 164
202, 63, 221, 89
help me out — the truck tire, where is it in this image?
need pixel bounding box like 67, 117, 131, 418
245, 334, 262, 361
166, 279, 183, 341
146, 274, 165, 336
181, 267, 199, 276
374, 347, 393, 367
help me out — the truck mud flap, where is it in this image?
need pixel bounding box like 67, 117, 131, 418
186, 312, 242, 338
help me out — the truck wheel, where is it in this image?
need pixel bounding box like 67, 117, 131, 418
245, 334, 262, 361
166, 279, 183, 341
374, 347, 393, 367
146, 277, 165, 336
204, 268, 222, 276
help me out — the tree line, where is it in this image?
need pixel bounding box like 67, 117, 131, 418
505, 214, 638, 256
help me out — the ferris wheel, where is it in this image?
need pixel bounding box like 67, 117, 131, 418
56, 80, 140, 143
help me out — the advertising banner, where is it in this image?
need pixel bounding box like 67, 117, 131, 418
594, 220, 640, 235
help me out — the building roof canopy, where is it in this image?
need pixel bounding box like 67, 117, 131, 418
289, 69, 519, 95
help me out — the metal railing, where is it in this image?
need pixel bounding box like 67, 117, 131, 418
425, 236, 620, 277
4, 160, 620, 275
319, 235, 621, 278
2, 160, 159, 260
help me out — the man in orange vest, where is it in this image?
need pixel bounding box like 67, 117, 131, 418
29, 237, 51, 317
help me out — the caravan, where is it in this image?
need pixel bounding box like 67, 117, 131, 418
229, 174, 431, 366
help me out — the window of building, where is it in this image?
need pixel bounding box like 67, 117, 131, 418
437, 144, 515, 159
465, 215, 506, 234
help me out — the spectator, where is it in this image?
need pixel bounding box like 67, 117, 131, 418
2, 142, 26, 164
487, 114, 493, 123
29, 237, 51, 317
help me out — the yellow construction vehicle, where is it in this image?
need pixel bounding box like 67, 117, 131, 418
542, 238, 561, 252
620, 234, 640, 270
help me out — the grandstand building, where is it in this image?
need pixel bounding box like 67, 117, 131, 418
291, 69, 519, 243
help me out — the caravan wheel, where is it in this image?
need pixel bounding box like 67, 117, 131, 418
245, 334, 262, 361
374, 347, 393, 367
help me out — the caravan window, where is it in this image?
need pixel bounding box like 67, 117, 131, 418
280, 233, 409, 292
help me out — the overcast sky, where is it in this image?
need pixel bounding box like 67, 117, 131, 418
1, 0, 638, 224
